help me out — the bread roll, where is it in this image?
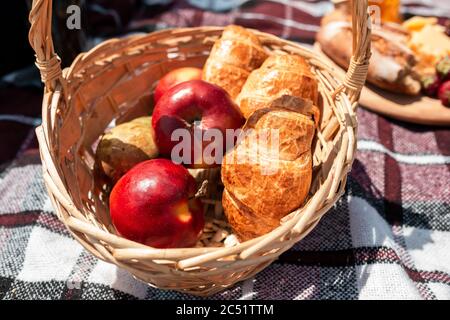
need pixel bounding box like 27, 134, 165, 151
221, 104, 315, 241
236, 54, 319, 119
202, 25, 268, 100
95, 117, 158, 183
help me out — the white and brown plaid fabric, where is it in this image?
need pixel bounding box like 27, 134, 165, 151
0, 0, 449, 300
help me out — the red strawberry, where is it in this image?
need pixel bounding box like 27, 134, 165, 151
421, 74, 441, 97
438, 81, 450, 107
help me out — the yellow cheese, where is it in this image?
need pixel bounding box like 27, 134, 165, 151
408, 24, 450, 66
402, 16, 437, 32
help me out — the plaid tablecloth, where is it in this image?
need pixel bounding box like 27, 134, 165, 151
1, 0, 449, 300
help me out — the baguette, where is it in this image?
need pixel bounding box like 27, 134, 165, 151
317, 9, 421, 95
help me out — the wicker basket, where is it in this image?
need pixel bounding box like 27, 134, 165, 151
29, 0, 371, 296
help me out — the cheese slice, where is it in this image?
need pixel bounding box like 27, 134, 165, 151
408, 24, 450, 63
403, 16, 438, 32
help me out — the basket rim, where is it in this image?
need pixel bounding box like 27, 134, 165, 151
65, 26, 342, 83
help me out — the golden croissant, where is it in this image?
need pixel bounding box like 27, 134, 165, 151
236, 54, 319, 119
202, 25, 268, 100
222, 100, 316, 241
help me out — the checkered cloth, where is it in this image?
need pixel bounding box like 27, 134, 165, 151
1, 0, 450, 300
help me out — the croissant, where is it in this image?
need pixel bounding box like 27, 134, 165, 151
221, 99, 315, 241
202, 25, 268, 100
236, 54, 319, 119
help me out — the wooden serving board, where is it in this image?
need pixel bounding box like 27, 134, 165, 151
314, 43, 450, 126
359, 85, 450, 126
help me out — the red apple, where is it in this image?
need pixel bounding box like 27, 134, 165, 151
152, 80, 245, 168
109, 159, 204, 248
154, 67, 202, 104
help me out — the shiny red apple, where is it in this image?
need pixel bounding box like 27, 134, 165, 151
154, 67, 202, 104
152, 80, 245, 168
109, 159, 204, 248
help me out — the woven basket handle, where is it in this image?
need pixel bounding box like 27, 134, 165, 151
338, 0, 371, 103
29, 0, 62, 91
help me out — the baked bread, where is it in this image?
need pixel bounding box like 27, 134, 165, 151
221, 101, 315, 241
236, 54, 319, 119
202, 25, 268, 100
222, 189, 279, 241
317, 9, 421, 96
